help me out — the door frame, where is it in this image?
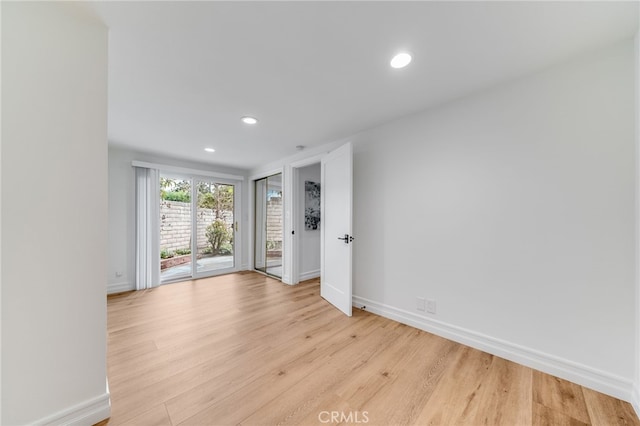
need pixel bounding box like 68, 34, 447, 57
158, 171, 243, 284
287, 154, 326, 285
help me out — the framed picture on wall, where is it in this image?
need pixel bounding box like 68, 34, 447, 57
305, 181, 320, 230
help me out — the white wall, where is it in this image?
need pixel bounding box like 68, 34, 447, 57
1, 2, 110, 424
298, 164, 321, 280
351, 39, 636, 400
108, 147, 136, 293
1, 4, 4, 420
634, 27, 640, 418
108, 146, 250, 293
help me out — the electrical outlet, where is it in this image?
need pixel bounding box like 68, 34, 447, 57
426, 299, 436, 314
115, 271, 123, 278
416, 297, 426, 312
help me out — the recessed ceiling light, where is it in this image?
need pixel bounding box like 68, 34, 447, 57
204, 147, 215, 153
390, 52, 412, 69
241, 116, 258, 125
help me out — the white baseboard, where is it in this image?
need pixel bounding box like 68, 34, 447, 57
35, 392, 110, 426
353, 295, 635, 403
108, 281, 134, 294
632, 382, 640, 420
299, 269, 320, 281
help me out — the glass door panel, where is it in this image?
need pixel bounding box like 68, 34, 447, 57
266, 174, 283, 277
159, 175, 192, 283
254, 173, 282, 278
196, 181, 235, 275
254, 179, 267, 272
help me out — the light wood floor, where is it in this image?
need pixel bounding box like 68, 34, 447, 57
103, 272, 639, 426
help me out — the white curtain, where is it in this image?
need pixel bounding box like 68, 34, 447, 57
135, 166, 160, 290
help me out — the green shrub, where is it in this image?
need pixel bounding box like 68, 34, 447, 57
205, 220, 232, 256
266, 240, 282, 251
160, 249, 174, 259
162, 191, 191, 202
174, 248, 191, 256
219, 242, 233, 255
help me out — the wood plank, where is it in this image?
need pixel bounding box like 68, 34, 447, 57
414, 345, 495, 425
582, 387, 640, 426
101, 272, 640, 426
533, 370, 590, 424
470, 356, 533, 425
533, 401, 589, 426
119, 404, 172, 426
175, 312, 388, 425
352, 331, 458, 425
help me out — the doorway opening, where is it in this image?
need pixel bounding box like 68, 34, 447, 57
294, 163, 321, 282
289, 143, 352, 316
254, 173, 283, 278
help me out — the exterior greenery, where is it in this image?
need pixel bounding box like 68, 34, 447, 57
160, 247, 191, 259
163, 191, 190, 202
205, 219, 232, 255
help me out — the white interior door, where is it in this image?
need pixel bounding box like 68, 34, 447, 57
321, 142, 353, 316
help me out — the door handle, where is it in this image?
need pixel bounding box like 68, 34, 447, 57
337, 234, 354, 244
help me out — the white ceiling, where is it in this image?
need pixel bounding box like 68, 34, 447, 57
87, 1, 639, 170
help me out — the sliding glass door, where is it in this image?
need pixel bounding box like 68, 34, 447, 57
160, 173, 239, 284
254, 173, 283, 278
195, 181, 235, 276
159, 175, 193, 282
